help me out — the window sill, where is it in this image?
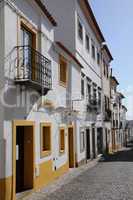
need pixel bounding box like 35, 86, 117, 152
59, 150, 65, 155
41, 150, 51, 158
59, 81, 67, 88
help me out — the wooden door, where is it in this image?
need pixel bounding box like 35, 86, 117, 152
68, 127, 75, 168
16, 126, 24, 193
16, 126, 34, 193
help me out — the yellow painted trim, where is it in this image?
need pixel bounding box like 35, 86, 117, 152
40, 123, 52, 158
59, 55, 68, 88
12, 120, 35, 200
20, 18, 38, 35
68, 125, 76, 168
34, 160, 69, 190
0, 176, 12, 200
59, 127, 65, 154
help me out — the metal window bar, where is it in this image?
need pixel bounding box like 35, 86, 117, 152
15, 46, 52, 90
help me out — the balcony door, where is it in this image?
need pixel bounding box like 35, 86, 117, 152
21, 25, 36, 80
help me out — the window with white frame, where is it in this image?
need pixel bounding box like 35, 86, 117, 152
86, 34, 90, 52
98, 89, 101, 105
91, 40, 95, 59
81, 73, 85, 97
87, 77, 92, 100
78, 18, 83, 41
93, 84, 97, 100
97, 50, 100, 65
103, 60, 106, 76
87, 83, 91, 100
80, 130, 85, 152
106, 65, 109, 79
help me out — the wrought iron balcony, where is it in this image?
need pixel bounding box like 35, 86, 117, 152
15, 46, 52, 94
86, 95, 101, 113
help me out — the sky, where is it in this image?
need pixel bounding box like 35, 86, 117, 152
89, 0, 133, 119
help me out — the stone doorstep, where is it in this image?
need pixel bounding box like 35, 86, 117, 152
22, 157, 100, 200
16, 190, 33, 200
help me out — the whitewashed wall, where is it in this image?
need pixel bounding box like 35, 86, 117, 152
2, 0, 70, 180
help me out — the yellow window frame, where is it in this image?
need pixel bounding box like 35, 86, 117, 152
59, 127, 65, 154
40, 123, 52, 157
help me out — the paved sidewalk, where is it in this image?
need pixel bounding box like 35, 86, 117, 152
23, 158, 100, 200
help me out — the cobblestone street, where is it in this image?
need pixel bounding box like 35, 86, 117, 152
25, 145, 133, 200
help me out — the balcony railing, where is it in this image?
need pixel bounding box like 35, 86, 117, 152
86, 95, 101, 113
15, 46, 52, 94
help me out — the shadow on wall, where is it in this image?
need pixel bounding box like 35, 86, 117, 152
99, 142, 133, 162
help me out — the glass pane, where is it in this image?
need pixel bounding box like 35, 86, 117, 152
20, 27, 33, 79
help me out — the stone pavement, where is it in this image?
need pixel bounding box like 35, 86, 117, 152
24, 145, 133, 200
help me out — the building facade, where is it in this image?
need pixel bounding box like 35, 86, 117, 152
120, 105, 127, 146
110, 76, 126, 152
101, 45, 113, 154
45, 0, 106, 166
0, 0, 83, 199
0, 0, 128, 199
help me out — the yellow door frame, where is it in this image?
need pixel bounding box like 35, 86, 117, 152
68, 125, 76, 168
12, 120, 35, 200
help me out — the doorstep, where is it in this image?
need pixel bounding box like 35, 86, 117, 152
22, 158, 100, 200
16, 190, 33, 200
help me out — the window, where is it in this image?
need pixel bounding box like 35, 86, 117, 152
41, 123, 51, 157
81, 74, 85, 97
91, 43, 95, 59
86, 34, 90, 51
106, 66, 109, 79
59, 128, 65, 153
103, 60, 106, 76
87, 84, 91, 100
97, 51, 100, 65
93, 85, 97, 100
104, 96, 107, 110
59, 55, 67, 86
78, 19, 83, 41
98, 90, 101, 105
107, 97, 110, 109
80, 130, 85, 152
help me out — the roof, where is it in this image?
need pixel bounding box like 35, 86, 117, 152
78, 0, 105, 43
56, 42, 83, 69
103, 44, 113, 61
117, 92, 125, 99
111, 76, 119, 85
122, 105, 127, 112
34, 0, 57, 26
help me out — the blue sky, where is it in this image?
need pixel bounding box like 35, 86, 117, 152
89, 0, 133, 119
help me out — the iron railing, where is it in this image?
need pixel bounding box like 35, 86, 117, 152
15, 46, 52, 91
86, 95, 101, 113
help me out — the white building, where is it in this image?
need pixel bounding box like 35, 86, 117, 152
45, 0, 106, 165
101, 45, 113, 154
111, 76, 125, 151
120, 105, 127, 146
0, 0, 83, 199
